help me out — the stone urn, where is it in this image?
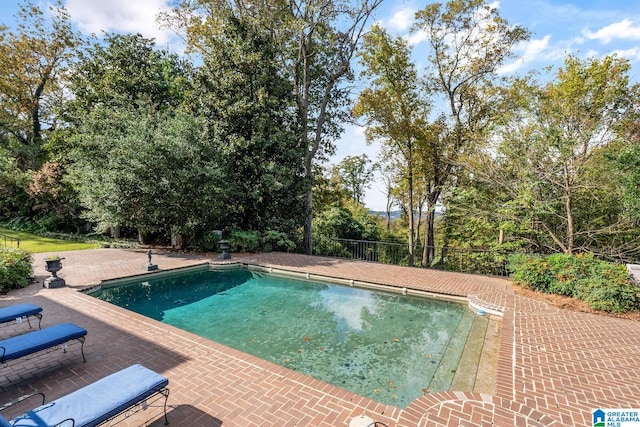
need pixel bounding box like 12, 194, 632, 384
218, 240, 231, 260
44, 257, 66, 288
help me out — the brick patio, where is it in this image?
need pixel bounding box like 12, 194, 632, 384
0, 248, 638, 426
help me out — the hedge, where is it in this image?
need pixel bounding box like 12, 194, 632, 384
0, 247, 33, 293
508, 253, 640, 313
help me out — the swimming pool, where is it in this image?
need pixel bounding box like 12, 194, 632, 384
90, 265, 488, 408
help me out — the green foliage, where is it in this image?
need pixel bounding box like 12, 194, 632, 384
193, 14, 307, 233
0, 0, 80, 170
65, 33, 190, 123
26, 161, 82, 232
228, 229, 296, 253
230, 231, 260, 253
0, 148, 31, 220
312, 205, 383, 257
336, 155, 377, 204
66, 103, 222, 239
614, 143, 640, 222
354, 24, 426, 255
439, 248, 510, 277
0, 247, 33, 292
191, 231, 221, 252
458, 54, 637, 259
313, 206, 365, 240
312, 164, 350, 213
508, 253, 640, 312
261, 230, 296, 253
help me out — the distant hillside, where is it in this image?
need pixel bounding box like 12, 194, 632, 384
368, 210, 441, 220
368, 210, 402, 219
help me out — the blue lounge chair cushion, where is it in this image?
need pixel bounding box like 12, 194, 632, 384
0, 304, 42, 324
10, 364, 168, 427
0, 323, 86, 363
0, 415, 10, 427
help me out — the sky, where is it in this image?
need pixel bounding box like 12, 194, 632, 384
2, 0, 640, 210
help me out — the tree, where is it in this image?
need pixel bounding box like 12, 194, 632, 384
27, 161, 80, 231
193, 13, 307, 233
289, 0, 383, 255
162, 0, 383, 254
412, 0, 529, 265
613, 92, 640, 224
64, 33, 190, 125
354, 24, 430, 266
0, 0, 80, 170
617, 143, 640, 223
66, 104, 222, 243
0, 146, 31, 220
336, 154, 376, 204
465, 55, 639, 259
313, 164, 349, 213
62, 33, 196, 240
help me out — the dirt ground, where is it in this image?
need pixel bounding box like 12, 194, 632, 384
512, 283, 640, 321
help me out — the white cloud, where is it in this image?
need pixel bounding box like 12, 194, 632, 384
499, 35, 551, 74
527, 35, 553, 56
386, 8, 414, 32
611, 47, 640, 61
406, 29, 427, 46
584, 19, 640, 44
584, 49, 600, 59
64, 0, 174, 45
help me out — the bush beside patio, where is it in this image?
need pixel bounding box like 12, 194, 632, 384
508, 253, 640, 313
0, 247, 33, 293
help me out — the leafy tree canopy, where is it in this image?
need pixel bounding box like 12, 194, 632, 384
0, 0, 80, 169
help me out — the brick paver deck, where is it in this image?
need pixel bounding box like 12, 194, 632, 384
0, 248, 638, 426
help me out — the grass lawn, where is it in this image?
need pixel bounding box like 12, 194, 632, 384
0, 227, 101, 253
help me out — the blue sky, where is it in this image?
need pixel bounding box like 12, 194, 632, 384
2, 0, 640, 210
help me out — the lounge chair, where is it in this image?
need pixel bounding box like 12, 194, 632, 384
0, 323, 87, 365
0, 304, 42, 330
0, 364, 170, 426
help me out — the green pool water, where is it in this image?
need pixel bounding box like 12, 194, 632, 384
92, 267, 478, 408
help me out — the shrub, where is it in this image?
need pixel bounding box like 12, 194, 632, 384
575, 265, 639, 313
0, 247, 33, 293
508, 253, 640, 313
191, 231, 221, 252
508, 254, 554, 292
261, 230, 295, 252
230, 230, 260, 252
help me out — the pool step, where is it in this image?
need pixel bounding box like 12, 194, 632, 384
470, 316, 500, 394
449, 313, 489, 391
427, 308, 476, 391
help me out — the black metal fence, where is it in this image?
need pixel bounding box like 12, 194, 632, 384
312, 236, 511, 276
0, 233, 20, 248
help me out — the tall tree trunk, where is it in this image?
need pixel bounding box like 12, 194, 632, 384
563, 163, 574, 254
385, 180, 393, 231
422, 208, 436, 267
421, 192, 439, 267
298, 34, 313, 255
407, 164, 414, 267
415, 203, 423, 252
303, 189, 313, 255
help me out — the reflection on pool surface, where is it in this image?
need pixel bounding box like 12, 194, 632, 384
92, 267, 479, 408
